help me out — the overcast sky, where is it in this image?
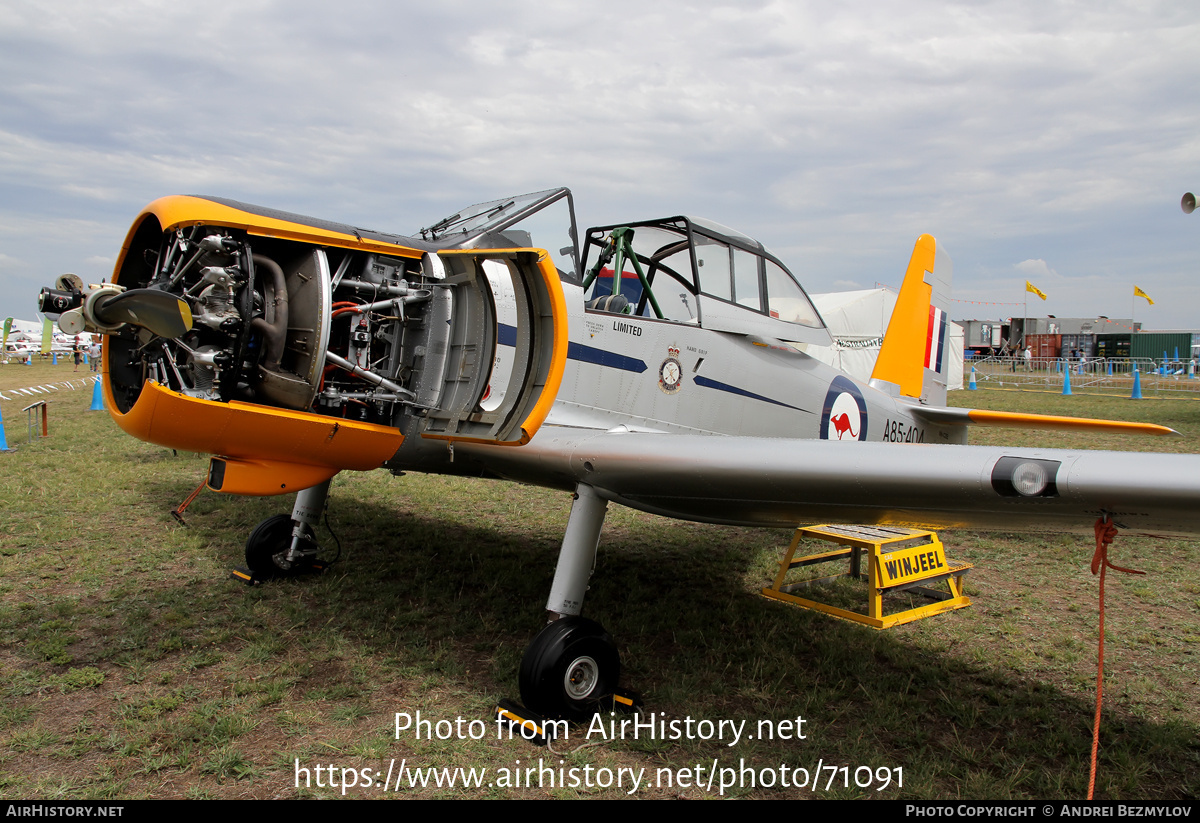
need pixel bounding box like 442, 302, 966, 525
2, 1, 1198, 329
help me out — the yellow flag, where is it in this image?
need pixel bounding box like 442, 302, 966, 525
1134, 286, 1154, 306
1026, 281, 1047, 300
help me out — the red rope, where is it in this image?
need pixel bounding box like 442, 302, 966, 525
1087, 517, 1145, 800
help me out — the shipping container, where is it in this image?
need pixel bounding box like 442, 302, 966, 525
1026, 333, 1061, 359
1096, 334, 1131, 359
1060, 334, 1095, 358
1131, 332, 1193, 363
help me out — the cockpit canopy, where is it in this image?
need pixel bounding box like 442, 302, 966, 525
580, 216, 831, 346
420, 188, 831, 346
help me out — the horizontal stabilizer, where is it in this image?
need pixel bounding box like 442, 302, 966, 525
910, 406, 1180, 437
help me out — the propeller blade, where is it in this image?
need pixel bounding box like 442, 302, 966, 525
92, 289, 193, 338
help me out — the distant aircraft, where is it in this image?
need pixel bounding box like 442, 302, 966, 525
39, 187, 1199, 720
2, 317, 85, 357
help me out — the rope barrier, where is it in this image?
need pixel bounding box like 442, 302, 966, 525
1087, 517, 1145, 800
0, 375, 100, 402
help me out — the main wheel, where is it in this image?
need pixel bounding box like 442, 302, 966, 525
245, 514, 313, 579
519, 617, 620, 721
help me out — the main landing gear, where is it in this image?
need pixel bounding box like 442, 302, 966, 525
513, 483, 638, 723
240, 479, 332, 582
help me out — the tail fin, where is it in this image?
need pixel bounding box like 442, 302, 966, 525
869, 234, 953, 405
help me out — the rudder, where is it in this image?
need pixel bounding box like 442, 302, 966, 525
869, 234, 953, 406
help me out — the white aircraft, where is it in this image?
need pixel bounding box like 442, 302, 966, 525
3, 317, 90, 356
39, 187, 1197, 721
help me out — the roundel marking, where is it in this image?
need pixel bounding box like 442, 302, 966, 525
820, 376, 868, 441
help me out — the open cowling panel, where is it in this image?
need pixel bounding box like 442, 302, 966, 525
99, 196, 566, 494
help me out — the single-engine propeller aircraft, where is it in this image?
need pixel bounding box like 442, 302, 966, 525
38, 186, 1200, 721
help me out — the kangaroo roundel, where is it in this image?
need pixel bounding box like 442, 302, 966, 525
820, 376, 868, 441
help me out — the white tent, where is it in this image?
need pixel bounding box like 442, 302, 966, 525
804, 289, 964, 391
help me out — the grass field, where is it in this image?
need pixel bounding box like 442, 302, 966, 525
1, 360, 1198, 799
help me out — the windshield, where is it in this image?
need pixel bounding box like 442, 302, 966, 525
419, 188, 579, 280
581, 216, 824, 333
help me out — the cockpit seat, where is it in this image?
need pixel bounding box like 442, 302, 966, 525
586, 294, 630, 314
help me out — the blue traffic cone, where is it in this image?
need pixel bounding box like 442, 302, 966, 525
52, 353, 57, 365
1106, 360, 1112, 376
1062, 368, 1072, 395
1131, 368, 1143, 400
969, 366, 977, 390
0, 403, 9, 451
89, 379, 104, 411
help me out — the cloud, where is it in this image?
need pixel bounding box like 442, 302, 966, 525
0, 2, 1198, 325
1014, 259, 1058, 279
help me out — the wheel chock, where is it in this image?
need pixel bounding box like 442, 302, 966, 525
609, 687, 642, 713
231, 567, 257, 585
230, 559, 329, 586
494, 699, 558, 747
495, 690, 643, 747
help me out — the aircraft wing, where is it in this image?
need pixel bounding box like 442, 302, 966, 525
462, 427, 1200, 537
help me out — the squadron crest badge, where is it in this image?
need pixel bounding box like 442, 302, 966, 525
658, 346, 683, 394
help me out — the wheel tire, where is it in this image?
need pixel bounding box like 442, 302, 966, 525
245, 514, 309, 579
519, 617, 620, 721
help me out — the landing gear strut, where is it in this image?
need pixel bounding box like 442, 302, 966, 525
513, 483, 636, 721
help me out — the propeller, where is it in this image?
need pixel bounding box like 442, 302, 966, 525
40, 284, 193, 338
91, 289, 193, 338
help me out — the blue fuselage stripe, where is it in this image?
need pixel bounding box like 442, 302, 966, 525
498, 323, 647, 373
693, 375, 806, 412
501, 322, 802, 408
567, 342, 648, 373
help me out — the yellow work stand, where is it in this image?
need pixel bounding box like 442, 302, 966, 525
761, 524, 972, 629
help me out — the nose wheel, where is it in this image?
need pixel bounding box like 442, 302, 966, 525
519, 617, 620, 721
244, 514, 319, 580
